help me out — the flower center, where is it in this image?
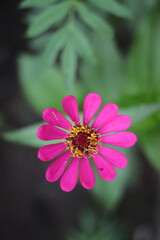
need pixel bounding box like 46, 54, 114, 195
66, 125, 99, 157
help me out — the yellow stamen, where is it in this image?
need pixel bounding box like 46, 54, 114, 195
66, 125, 99, 158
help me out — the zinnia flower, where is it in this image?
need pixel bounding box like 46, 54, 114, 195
37, 93, 137, 192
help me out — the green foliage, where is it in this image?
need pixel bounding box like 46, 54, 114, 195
124, 0, 157, 19
81, 35, 125, 102
21, 0, 133, 91
3, 122, 63, 147
120, 102, 160, 125
20, 0, 56, 8
66, 210, 129, 240
77, 2, 113, 36
121, 103, 160, 171
134, 112, 160, 170
42, 27, 68, 65
92, 147, 139, 210
139, 126, 160, 169
89, 0, 132, 19
61, 41, 77, 93
18, 55, 66, 113
26, 1, 72, 37
69, 22, 96, 64
3, 102, 160, 150
126, 10, 160, 98
144, 0, 158, 9
13, 0, 160, 200
0, 0, 158, 226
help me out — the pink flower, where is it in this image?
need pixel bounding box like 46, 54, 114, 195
37, 93, 137, 192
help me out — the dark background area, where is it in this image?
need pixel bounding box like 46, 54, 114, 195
1, 1, 160, 240
0, 2, 92, 239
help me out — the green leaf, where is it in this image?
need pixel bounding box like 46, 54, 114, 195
26, 1, 72, 37
120, 102, 160, 125
43, 27, 68, 65
2, 123, 63, 147
70, 22, 96, 64
92, 148, 139, 210
20, 0, 56, 8
126, 11, 160, 98
29, 33, 52, 50
124, 0, 157, 20
89, 0, 132, 19
139, 127, 160, 169
18, 55, 66, 113
120, 103, 160, 170
81, 35, 125, 102
61, 41, 77, 94
77, 2, 113, 37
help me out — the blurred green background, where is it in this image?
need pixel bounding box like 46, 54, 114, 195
1, 0, 160, 239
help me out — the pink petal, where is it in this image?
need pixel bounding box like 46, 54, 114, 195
80, 156, 96, 189
62, 95, 80, 125
37, 125, 67, 141
92, 103, 118, 129
83, 93, 101, 125
92, 154, 116, 181
98, 145, 128, 168
38, 143, 66, 161
46, 150, 71, 182
98, 115, 131, 134
100, 131, 137, 147
42, 107, 72, 130
60, 157, 79, 192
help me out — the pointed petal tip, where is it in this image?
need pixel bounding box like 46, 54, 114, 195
101, 131, 137, 148
97, 145, 128, 169
42, 107, 72, 129
92, 102, 119, 129
93, 154, 117, 181
98, 114, 132, 134
37, 124, 67, 141
60, 184, 75, 192
38, 143, 66, 161
83, 93, 102, 125
82, 183, 95, 190
62, 95, 80, 125
37, 149, 43, 161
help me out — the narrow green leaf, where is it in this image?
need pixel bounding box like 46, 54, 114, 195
81, 35, 126, 102
61, 41, 77, 94
2, 123, 63, 147
27, 1, 72, 37
29, 33, 52, 50
139, 127, 160, 169
43, 27, 68, 65
126, 11, 160, 97
77, 2, 113, 37
120, 102, 160, 125
90, 0, 132, 19
71, 22, 96, 64
20, 0, 56, 8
